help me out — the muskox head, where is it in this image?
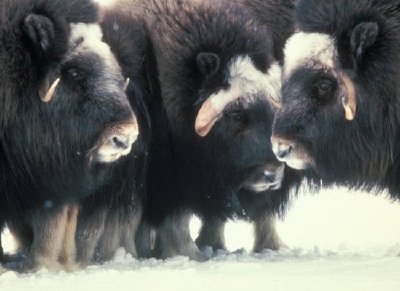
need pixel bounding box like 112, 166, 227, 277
0, 0, 138, 206
26, 18, 138, 163
145, 0, 282, 140
195, 54, 282, 137
271, 0, 397, 186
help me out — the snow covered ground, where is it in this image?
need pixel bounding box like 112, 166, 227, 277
1, 187, 400, 291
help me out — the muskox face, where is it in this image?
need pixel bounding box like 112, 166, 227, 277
26, 18, 138, 164
202, 95, 286, 194
272, 22, 379, 177
195, 54, 282, 137
2, 13, 138, 203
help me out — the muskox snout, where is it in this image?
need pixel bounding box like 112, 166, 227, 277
274, 142, 293, 160
110, 134, 132, 150
271, 135, 312, 170
90, 118, 139, 164
244, 163, 285, 192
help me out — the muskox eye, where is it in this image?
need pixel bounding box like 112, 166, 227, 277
227, 110, 247, 123
67, 67, 85, 80
312, 78, 337, 105
317, 79, 335, 94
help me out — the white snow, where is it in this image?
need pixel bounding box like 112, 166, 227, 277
1, 187, 400, 291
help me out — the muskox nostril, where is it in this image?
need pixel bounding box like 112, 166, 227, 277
277, 144, 292, 159
111, 135, 129, 150
263, 172, 276, 183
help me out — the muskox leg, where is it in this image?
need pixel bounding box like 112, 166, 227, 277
58, 204, 79, 270
94, 210, 120, 263
154, 210, 205, 261
135, 220, 157, 258
96, 206, 142, 262
0, 223, 4, 263
252, 210, 286, 253
24, 206, 69, 271
0, 264, 5, 274
75, 207, 107, 266
195, 217, 227, 251
120, 205, 142, 259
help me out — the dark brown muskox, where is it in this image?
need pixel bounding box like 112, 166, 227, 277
75, 10, 151, 265
272, 0, 400, 197
0, 0, 138, 271
107, 0, 304, 261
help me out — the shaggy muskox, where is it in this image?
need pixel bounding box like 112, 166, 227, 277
272, 0, 400, 196
194, 0, 299, 254
75, 10, 152, 265
101, 0, 304, 261
0, 0, 138, 271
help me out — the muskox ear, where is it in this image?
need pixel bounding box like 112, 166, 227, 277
196, 52, 220, 78
23, 14, 55, 55
350, 22, 379, 60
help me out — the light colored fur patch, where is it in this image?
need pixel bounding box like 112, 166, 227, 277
251, 164, 285, 192
209, 56, 282, 111
283, 32, 336, 78
271, 135, 314, 170
91, 122, 138, 164
68, 23, 122, 95
253, 211, 286, 252
26, 206, 70, 271
58, 204, 79, 271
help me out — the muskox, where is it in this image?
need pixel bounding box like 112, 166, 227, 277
272, 0, 400, 196
0, 0, 138, 271
194, 0, 299, 254
75, 9, 152, 265
98, 0, 304, 261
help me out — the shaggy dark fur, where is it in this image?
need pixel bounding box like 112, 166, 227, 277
0, 0, 136, 270
234, 0, 296, 62
75, 10, 153, 265
273, 0, 400, 196
115, 0, 305, 259
76, 0, 305, 263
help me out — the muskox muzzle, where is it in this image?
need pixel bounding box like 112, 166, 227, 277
271, 135, 313, 170
88, 116, 139, 164
243, 163, 285, 192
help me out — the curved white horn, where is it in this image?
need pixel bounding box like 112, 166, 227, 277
124, 78, 130, 91
40, 78, 60, 103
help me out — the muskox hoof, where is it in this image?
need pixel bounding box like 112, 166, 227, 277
253, 241, 288, 254
195, 237, 227, 253
158, 245, 208, 262
0, 252, 26, 264
22, 256, 64, 273
0, 265, 6, 275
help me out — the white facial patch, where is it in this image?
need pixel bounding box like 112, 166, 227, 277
195, 55, 282, 136
283, 32, 337, 78
68, 23, 122, 94
70, 23, 111, 56
209, 56, 282, 111
69, 23, 118, 68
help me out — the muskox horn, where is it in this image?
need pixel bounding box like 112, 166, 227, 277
195, 83, 241, 137
39, 78, 60, 103
341, 75, 356, 121
124, 78, 130, 91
